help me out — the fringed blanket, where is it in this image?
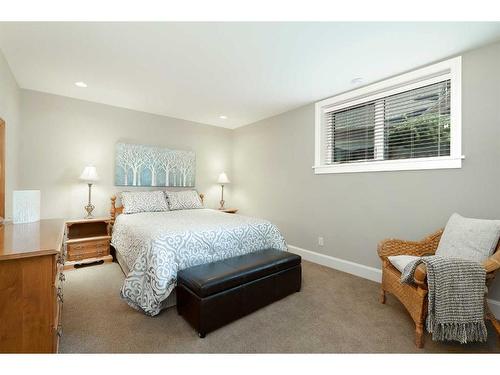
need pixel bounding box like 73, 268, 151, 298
401, 256, 487, 344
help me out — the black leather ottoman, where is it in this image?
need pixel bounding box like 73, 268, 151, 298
176, 249, 302, 338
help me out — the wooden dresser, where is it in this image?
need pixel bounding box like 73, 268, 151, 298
0, 219, 66, 353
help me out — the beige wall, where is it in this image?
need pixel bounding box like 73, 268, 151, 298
19, 90, 233, 219
0, 50, 20, 219
233, 41, 500, 299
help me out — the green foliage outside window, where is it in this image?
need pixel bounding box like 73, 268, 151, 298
385, 112, 450, 160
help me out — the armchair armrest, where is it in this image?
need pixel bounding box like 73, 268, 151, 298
413, 264, 428, 287
484, 250, 500, 274
377, 229, 443, 260
411, 244, 500, 287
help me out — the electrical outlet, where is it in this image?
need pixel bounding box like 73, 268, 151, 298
318, 236, 324, 247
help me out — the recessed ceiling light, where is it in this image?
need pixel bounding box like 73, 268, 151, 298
75, 81, 88, 88
351, 77, 364, 85
219, 115, 227, 120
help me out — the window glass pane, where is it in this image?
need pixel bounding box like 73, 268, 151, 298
332, 103, 375, 163
384, 80, 451, 160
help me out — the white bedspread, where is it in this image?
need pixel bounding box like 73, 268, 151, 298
111, 209, 287, 316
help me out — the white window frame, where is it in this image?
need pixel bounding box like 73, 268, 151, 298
314, 56, 462, 174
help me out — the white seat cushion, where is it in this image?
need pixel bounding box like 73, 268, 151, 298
436, 213, 500, 263
388, 255, 420, 274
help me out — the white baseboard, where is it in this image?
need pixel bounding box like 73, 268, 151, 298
287, 244, 382, 283
287, 244, 500, 316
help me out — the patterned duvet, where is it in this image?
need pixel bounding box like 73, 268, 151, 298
111, 209, 287, 316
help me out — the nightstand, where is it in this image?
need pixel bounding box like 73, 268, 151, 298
64, 217, 112, 269
219, 208, 238, 214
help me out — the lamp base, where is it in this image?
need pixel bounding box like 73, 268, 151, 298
219, 200, 225, 210
84, 182, 95, 219
84, 204, 95, 219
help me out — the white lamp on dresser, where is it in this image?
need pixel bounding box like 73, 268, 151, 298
80, 165, 99, 219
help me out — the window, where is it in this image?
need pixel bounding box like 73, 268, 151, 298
314, 57, 461, 174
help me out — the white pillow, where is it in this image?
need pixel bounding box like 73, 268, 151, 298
166, 190, 203, 210
436, 213, 500, 263
388, 255, 420, 273
121, 191, 169, 214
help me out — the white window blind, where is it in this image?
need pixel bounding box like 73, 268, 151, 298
325, 102, 376, 164
324, 80, 451, 164
315, 57, 461, 174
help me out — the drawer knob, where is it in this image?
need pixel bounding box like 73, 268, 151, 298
57, 287, 64, 303
57, 255, 65, 265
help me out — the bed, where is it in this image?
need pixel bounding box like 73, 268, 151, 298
109, 194, 288, 316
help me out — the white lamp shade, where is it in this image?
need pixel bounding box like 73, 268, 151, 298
217, 172, 230, 184
80, 165, 99, 182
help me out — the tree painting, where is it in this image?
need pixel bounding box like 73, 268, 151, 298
115, 145, 129, 186
157, 149, 174, 186
115, 143, 195, 187
143, 147, 161, 186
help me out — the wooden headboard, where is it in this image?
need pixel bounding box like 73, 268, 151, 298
110, 193, 205, 222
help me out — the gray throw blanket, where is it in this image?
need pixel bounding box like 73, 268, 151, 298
401, 256, 487, 343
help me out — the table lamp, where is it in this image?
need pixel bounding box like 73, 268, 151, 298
217, 172, 230, 210
80, 165, 99, 219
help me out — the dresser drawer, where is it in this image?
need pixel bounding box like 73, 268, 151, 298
67, 239, 110, 261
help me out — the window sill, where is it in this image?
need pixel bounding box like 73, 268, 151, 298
313, 156, 463, 174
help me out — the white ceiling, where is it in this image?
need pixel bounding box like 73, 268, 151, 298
1, 22, 500, 129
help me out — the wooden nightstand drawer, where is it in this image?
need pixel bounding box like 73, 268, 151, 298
67, 238, 109, 252
67, 238, 110, 261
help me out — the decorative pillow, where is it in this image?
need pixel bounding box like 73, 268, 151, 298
121, 191, 169, 214
436, 213, 500, 262
388, 255, 420, 273
166, 190, 203, 210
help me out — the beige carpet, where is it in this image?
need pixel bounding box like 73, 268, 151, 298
60, 261, 499, 353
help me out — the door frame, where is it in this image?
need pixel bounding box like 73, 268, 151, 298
0, 118, 5, 218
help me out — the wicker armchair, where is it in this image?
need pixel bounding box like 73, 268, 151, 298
378, 229, 500, 348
